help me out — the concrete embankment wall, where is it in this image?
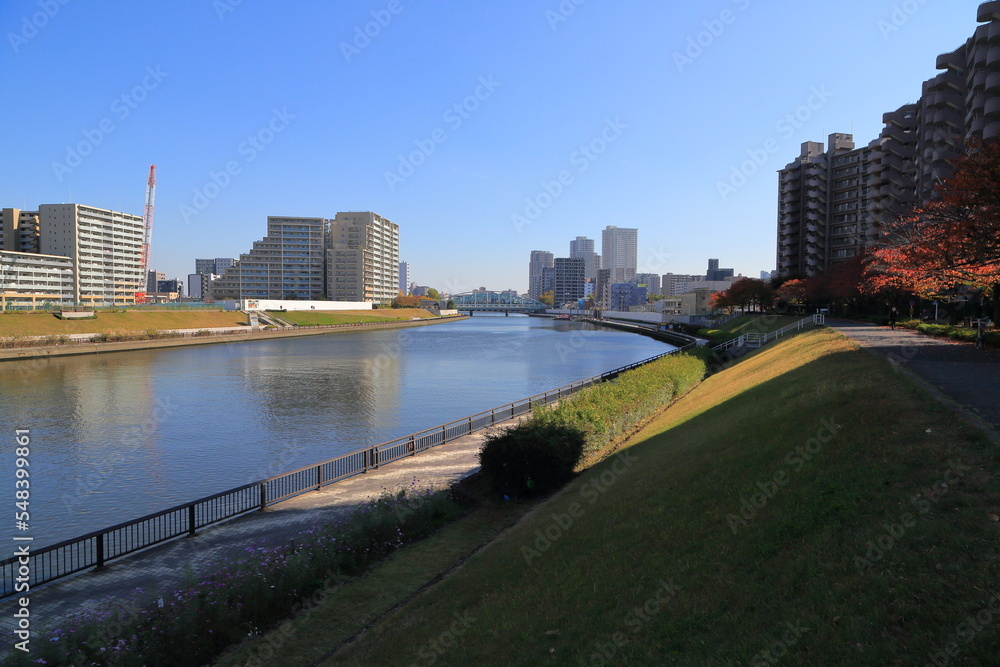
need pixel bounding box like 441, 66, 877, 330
0, 316, 468, 363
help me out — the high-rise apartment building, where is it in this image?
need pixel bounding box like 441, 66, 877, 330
195, 258, 235, 276
595, 268, 612, 309
569, 236, 601, 282
777, 4, 1000, 278
706, 258, 734, 282
528, 250, 554, 300
601, 226, 637, 283
1, 208, 41, 254
777, 135, 877, 277
38, 204, 145, 305
662, 273, 698, 297
327, 212, 399, 305
399, 261, 410, 295
212, 216, 328, 301
553, 257, 586, 306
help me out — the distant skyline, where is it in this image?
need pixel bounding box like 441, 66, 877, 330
0, 1, 987, 293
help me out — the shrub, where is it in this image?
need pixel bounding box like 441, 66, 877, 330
478, 422, 586, 498
532, 353, 706, 460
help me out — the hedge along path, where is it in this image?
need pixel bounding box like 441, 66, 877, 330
530, 352, 708, 467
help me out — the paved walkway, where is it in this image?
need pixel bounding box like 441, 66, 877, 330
829, 319, 1000, 442
0, 418, 518, 649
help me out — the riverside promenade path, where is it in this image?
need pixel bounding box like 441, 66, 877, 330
0, 416, 517, 648
829, 319, 1000, 443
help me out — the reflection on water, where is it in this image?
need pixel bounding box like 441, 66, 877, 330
0, 315, 670, 546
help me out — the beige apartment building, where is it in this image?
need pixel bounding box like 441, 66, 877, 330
211, 211, 399, 305
327, 212, 400, 305
777, 2, 1000, 278
211, 216, 328, 301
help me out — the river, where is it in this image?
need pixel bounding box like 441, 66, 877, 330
0, 315, 670, 547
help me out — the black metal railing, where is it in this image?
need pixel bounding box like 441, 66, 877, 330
0, 340, 694, 598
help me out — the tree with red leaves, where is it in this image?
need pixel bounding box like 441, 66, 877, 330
868, 140, 1000, 321
717, 278, 773, 313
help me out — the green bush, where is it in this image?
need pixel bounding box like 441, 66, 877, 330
478, 422, 585, 498
532, 353, 706, 460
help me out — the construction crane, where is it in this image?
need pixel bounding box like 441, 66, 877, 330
136, 165, 156, 304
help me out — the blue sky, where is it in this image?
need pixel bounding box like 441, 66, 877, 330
0, 0, 987, 293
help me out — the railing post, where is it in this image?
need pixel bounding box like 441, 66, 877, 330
468, 416, 473, 434
316, 464, 322, 491
410, 435, 416, 455
491, 409, 495, 425
441, 424, 447, 443
95, 534, 105, 570
188, 505, 196, 536
373, 447, 380, 469
259, 482, 267, 511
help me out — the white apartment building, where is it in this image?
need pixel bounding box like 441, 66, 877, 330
0, 250, 74, 308
601, 226, 638, 283
38, 204, 145, 305
328, 212, 400, 305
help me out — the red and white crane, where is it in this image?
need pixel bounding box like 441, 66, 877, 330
136, 165, 156, 304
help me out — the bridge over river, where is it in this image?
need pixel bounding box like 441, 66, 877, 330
450, 291, 548, 314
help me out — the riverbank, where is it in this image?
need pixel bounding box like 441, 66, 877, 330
0, 314, 467, 363
279, 327, 1000, 666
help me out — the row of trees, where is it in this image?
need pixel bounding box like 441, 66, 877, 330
711, 140, 1000, 322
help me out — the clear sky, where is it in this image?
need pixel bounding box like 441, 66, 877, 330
0, 0, 987, 294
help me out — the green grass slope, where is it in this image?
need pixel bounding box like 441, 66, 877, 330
330, 328, 1000, 665
276, 309, 436, 326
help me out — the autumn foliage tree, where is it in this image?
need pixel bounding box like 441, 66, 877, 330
869, 139, 1000, 321
716, 278, 773, 313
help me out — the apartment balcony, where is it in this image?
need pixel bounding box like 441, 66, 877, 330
937, 49, 966, 72
991, 19, 1000, 42
986, 97, 1000, 119
986, 122, 1000, 141
972, 115, 988, 134
985, 0, 1000, 22
986, 71, 1000, 93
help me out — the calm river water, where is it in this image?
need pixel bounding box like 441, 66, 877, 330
1, 315, 670, 547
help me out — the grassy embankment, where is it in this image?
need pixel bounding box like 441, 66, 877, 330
0, 308, 440, 336
0, 310, 247, 336
222, 327, 1000, 666
697, 313, 803, 342
276, 308, 437, 326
